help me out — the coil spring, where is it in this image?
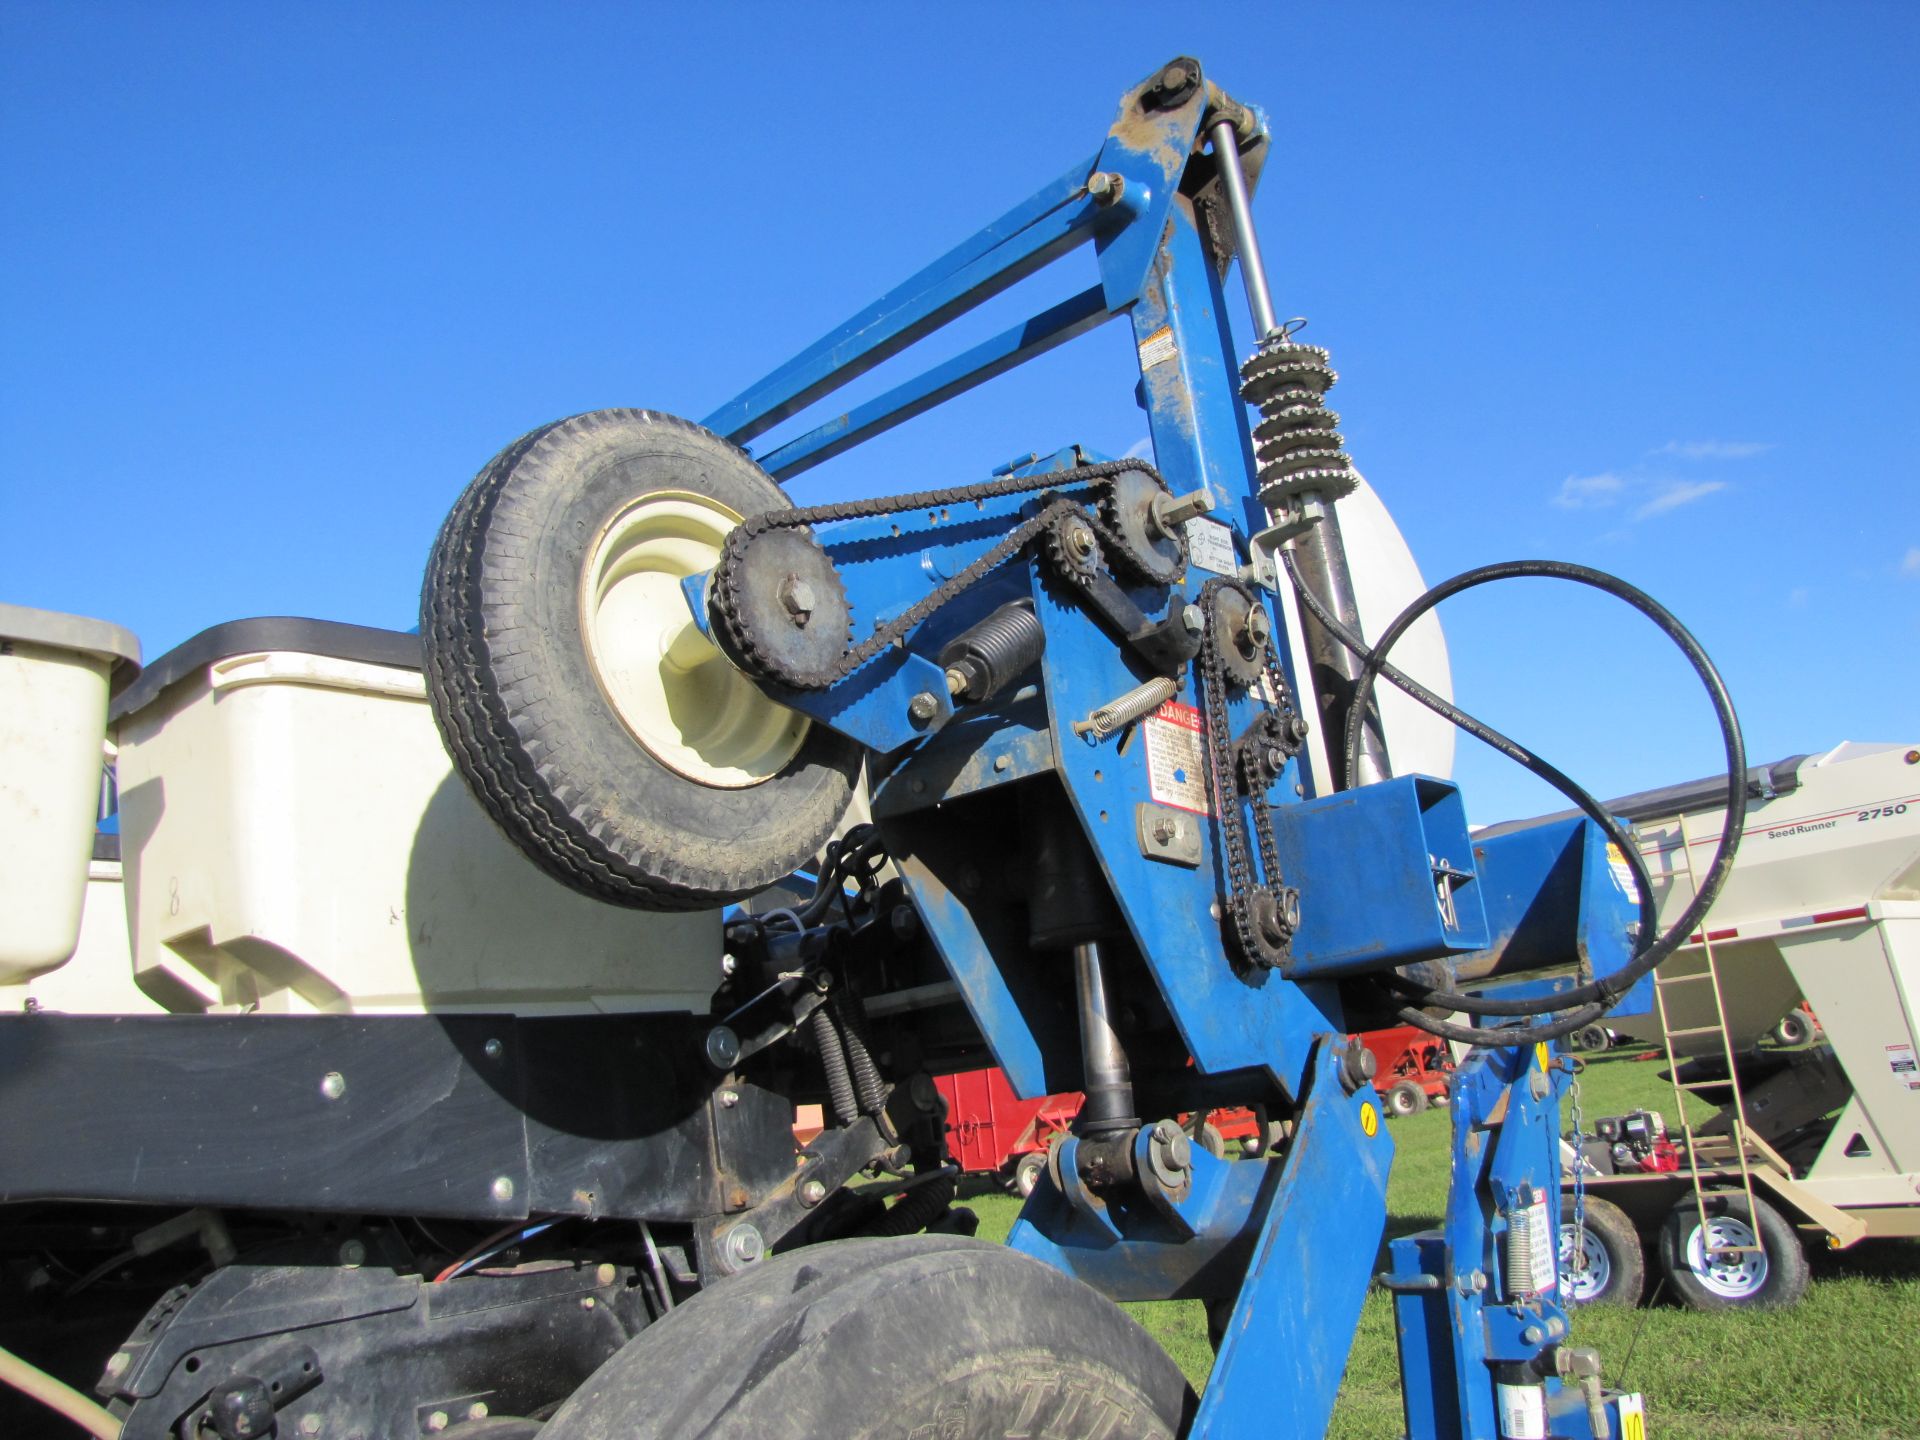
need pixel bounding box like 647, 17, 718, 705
1239, 324, 1358, 512
1072, 675, 1179, 741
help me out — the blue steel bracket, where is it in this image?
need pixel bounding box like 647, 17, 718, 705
1007, 1135, 1275, 1300
1266, 776, 1491, 979
1390, 1041, 1641, 1440
1451, 816, 1638, 1005
1189, 1038, 1394, 1439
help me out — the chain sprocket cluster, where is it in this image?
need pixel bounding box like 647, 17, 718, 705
710, 460, 1184, 691
1241, 336, 1357, 509
1194, 575, 1307, 970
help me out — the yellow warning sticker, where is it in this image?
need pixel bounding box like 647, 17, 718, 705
1619, 1391, 1647, 1440
1535, 1041, 1552, 1072
1360, 1102, 1379, 1137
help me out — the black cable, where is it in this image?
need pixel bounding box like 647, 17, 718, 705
1280, 551, 1746, 1046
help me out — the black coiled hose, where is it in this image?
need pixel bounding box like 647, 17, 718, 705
1281, 551, 1746, 1047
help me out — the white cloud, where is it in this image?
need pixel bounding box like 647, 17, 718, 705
1903, 547, 1920, 578
1656, 440, 1772, 461
1634, 479, 1729, 520
1554, 472, 1626, 509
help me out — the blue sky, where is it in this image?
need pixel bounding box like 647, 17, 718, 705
4, 4, 1915, 825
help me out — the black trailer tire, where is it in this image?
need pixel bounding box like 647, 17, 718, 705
1571, 1024, 1611, 1053
541, 1236, 1195, 1440
1385, 1080, 1424, 1118
1774, 1011, 1812, 1046
1658, 1191, 1811, 1311
1559, 1195, 1645, 1307
422, 409, 862, 910
1010, 1150, 1047, 1198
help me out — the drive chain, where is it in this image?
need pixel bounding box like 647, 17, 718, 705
1195, 576, 1304, 970
711, 459, 1183, 691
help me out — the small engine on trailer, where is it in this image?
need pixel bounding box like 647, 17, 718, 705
1582, 1110, 1682, 1175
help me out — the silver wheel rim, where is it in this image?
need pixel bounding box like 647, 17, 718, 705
1559, 1221, 1612, 1302
1684, 1213, 1768, 1298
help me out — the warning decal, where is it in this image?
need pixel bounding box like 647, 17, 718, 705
1137, 326, 1178, 370
1887, 1043, 1920, 1091
1143, 701, 1210, 815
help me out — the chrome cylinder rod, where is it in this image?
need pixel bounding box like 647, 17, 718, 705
1208, 118, 1279, 342
1073, 940, 1138, 1136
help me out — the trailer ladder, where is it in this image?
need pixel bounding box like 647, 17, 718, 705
1649, 808, 1762, 1257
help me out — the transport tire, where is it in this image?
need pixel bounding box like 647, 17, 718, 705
422, 409, 862, 910
1571, 1024, 1611, 1053
1658, 1192, 1810, 1311
541, 1236, 1195, 1440
1773, 1011, 1811, 1046
1559, 1195, 1645, 1307
1010, 1151, 1047, 1198
1385, 1080, 1424, 1118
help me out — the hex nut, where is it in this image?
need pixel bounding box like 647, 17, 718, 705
722, 1223, 765, 1269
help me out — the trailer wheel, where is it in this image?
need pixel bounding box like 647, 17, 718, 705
1570, 1024, 1611, 1053
1559, 1196, 1644, 1307
1773, 1011, 1812, 1046
541, 1236, 1194, 1439
422, 409, 862, 909
1658, 1192, 1810, 1310
1010, 1151, 1047, 1197
1384, 1080, 1424, 1118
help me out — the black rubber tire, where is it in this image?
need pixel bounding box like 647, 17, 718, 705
1571, 1024, 1611, 1053
422, 409, 863, 910
1559, 1195, 1645, 1307
1009, 1150, 1047, 1198
1774, 1011, 1811, 1046
541, 1236, 1195, 1440
1385, 1080, 1423, 1118
1658, 1191, 1811, 1311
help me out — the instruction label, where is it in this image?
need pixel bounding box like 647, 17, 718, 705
1887, 1043, 1920, 1090
1495, 1383, 1546, 1439
1618, 1392, 1647, 1440
1184, 516, 1236, 576
1143, 701, 1209, 815
1525, 1197, 1557, 1295
1137, 325, 1178, 370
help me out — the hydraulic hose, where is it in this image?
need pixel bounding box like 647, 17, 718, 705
1280, 551, 1746, 1047
0, 1344, 122, 1440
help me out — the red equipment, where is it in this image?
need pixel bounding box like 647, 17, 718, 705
935, 1027, 1456, 1193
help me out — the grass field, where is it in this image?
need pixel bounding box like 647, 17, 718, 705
966, 1051, 1920, 1438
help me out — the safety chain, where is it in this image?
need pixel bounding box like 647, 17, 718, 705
1193, 575, 1305, 970
1566, 1056, 1589, 1273
711, 460, 1183, 691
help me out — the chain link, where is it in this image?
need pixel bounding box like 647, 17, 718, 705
711, 460, 1181, 691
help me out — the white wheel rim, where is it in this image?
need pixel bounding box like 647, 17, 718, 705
581, 491, 809, 788
1560, 1221, 1612, 1302
1684, 1214, 1768, 1298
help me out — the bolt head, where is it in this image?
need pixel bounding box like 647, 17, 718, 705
337, 1239, 366, 1267
426, 1411, 449, 1433
1182, 603, 1205, 636
705, 1025, 742, 1070
778, 574, 815, 625
468, 1403, 490, 1421
491, 1175, 515, 1203
105, 1351, 130, 1377
719, 1088, 740, 1108
723, 1223, 765, 1269
908, 691, 940, 723
1521, 1324, 1544, 1346
482, 1038, 503, 1061
319, 1071, 346, 1101
299, 1416, 321, 1437
799, 1178, 828, 1207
